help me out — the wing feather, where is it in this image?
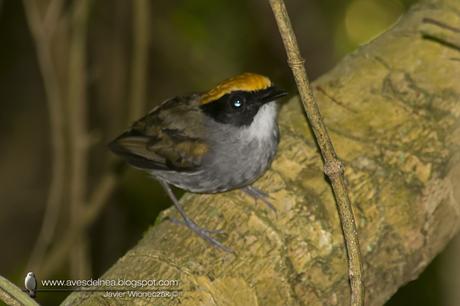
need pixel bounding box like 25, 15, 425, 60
109, 96, 208, 171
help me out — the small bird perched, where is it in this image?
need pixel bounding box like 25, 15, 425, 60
110, 73, 287, 251
24, 272, 37, 298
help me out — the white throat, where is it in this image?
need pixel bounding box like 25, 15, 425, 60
243, 102, 278, 141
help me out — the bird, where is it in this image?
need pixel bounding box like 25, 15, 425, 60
24, 272, 37, 298
109, 72, 288, 252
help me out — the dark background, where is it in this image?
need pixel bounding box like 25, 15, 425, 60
0, 0, 458, 305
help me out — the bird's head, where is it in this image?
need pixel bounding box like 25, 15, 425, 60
199, 73, 288, 128
27, 272, 35, 278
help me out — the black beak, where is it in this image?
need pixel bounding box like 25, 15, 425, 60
261, 86, 288, 103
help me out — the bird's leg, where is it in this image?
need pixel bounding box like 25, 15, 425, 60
242, 185, 277, 212
158, 180, 233, 253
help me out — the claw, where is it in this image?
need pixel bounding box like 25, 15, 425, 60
242, 185, 277, 212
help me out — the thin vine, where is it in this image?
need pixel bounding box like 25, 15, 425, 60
268, 0, 364, 305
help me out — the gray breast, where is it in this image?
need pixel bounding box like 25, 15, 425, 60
155, 125, 278, 193
209, 134, 277, 191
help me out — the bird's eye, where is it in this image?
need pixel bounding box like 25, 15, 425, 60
230, 94, 245, 110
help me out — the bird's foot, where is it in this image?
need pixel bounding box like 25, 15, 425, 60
242, 185, 277, 212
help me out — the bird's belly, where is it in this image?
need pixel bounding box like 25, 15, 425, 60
151, 139, 277, 193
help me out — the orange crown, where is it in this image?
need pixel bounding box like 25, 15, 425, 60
200, 73, 272, 105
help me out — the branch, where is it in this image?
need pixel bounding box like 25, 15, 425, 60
267, 0, 363, 305
129, 0, 150, 122
23, 0, 119, 281
43, 0, 65, 36
22, 0, 67, 273
0, 275, 39, 306
62, 0, 460, 304
67, 0, 92, 279
34, 0, 147, 279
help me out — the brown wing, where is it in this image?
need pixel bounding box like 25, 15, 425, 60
109, 96, 208, 171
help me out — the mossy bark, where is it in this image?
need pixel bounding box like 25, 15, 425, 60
63, 0, 460, 305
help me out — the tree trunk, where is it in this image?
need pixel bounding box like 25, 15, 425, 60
63, 0, 460, 304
